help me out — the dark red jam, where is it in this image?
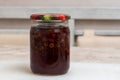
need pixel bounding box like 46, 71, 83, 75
30, 25, 70, 75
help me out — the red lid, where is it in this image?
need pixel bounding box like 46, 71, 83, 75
30, 13, 71, 21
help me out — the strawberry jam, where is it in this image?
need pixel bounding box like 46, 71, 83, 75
30, 14, 70, 75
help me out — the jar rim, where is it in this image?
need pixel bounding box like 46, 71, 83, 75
30, 13, 71, 21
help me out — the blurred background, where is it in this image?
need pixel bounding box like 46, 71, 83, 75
1, 0, 120, 47
1, 0, 120, 62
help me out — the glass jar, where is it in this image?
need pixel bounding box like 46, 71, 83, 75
30, 14, 70, 75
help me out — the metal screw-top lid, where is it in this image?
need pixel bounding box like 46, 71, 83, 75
30, 13, 71, 21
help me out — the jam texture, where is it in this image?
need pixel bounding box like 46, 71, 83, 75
30, 26, 70, 75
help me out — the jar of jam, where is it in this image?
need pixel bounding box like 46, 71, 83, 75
30, 14, 70, 75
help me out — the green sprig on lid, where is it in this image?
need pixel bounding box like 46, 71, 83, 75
43, 14, 52, 21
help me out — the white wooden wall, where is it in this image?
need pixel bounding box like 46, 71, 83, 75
1, 7, 120, 46
0, 0, 120, 7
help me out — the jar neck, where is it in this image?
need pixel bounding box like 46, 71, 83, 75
31, 20, 68, 28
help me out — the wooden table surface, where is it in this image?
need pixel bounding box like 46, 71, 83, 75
0, 45, 120, 63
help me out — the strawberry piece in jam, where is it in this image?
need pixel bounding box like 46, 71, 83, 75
31, 14, 40, 20
59, 14, 66, 20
